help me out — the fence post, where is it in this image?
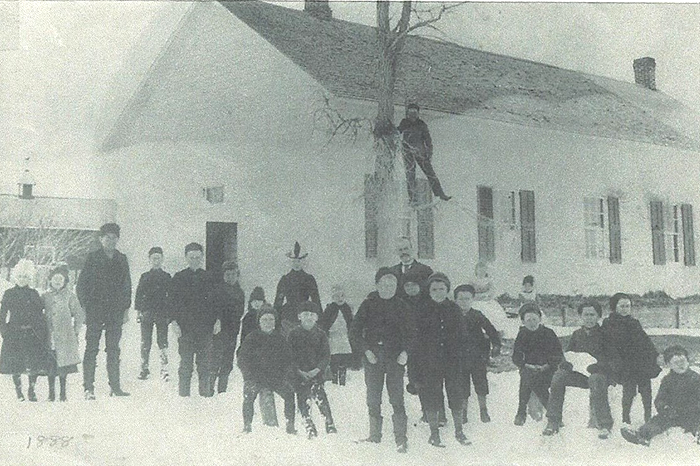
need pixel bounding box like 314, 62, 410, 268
675, 304, 680, 329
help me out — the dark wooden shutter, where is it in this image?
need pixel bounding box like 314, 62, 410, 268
477, 186, 495, 261
416, 179, 434, 259
520, 190, 536, 263
682, 204, 696, 266
364, 174, 379, 259
607, 196, 622, 264
650, 200, 665, 265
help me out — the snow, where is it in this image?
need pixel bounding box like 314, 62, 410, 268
0, 322, 698, 465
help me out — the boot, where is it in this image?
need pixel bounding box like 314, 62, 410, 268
198, 372, 212, 397
642, 396, 652, 423
326, 420, 338, 434
587, 403, 598, 428
179, 375, 191, 397
427, 411, 444, 447
542, 419, 560, 436
331, 369, 339, 385
13, 375, 24, 401
27, 376, 37, 402
84, 388, 95, 401
362, 415, 382, 443
242, 424, 252, 434
217, 374, 229, 394
160, 348, 169, 382
514, 413, 526, 426
138, 353, 150, 380
138, 368, 150, 380
304, 417, 318, 439
477, 395, 491, 423
620, 426, 650, 446
453, 409, 472, 445
392, 412, 408, 449
59, 376, 67, 402
110, 387, 131, 397
48, 377, 56, 402
338, 367, 347, 386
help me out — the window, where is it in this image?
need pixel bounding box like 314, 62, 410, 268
584, 197, 607, 259
650, 200, 695, 266
477, 186, 495, 261
520, 190, 536, 263
664, 204, 681, 263
203, 186, 224, 204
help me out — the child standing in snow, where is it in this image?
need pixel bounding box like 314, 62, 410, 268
43, 264, 84, 401
602, 292, 661, 425
621, 345, 700, 446
288, 301, 337, 438
238, 304, 296, 434
512, 302, 563, 426
454, 284, 500, 424
518, 275, 537, 304
319, 285, 353, 386
0, 259, 48, 402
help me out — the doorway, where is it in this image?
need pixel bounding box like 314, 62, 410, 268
205, 222, 237, 279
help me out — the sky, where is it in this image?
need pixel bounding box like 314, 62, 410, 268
0, 1, 699, 196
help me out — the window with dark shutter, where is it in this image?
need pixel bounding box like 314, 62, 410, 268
416, 179, 434, 259
608, 196, 622, 264
520, 190, 536, 263
477, 186, 495, 262
364, 174, 379, 259
650, 200, 665, 265
682, 204, 696, 266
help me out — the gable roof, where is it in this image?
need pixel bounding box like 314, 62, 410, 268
99, 1, 700, 152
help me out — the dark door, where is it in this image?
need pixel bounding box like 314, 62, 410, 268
205, 222, 237, 279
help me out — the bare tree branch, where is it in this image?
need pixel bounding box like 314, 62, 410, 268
403, 2, 465, 37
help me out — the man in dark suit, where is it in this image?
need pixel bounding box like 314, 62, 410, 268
390, 237, 433, 300
77, 223, 132, 399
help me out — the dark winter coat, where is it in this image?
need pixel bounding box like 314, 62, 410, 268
350, 291, 411, 358
274, 270, 321, 323
288, 325, 330, 385
601, 312, 661, 384
459, 307, 501, 367
134, 268, 171, 320
390, 261, 433, 299
236, 301, 275, 358
512, 325, 563, 373
169, 268, 220, 336
413, 297, 463, 384
319, 302, 352, 333
237, 329, 292, 388
0, 286, 48, 375
566, 324, 613, 375
215, 282, 245, 336
398, 117, 433, 158
76, 248, 131, 324
654, 369, 700, 426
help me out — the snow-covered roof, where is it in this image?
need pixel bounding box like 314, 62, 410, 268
98, 1, 700, 152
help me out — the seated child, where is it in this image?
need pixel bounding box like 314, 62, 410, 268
512, 302, 563, 426
543, 301, 614, 439
288, 301, 337, 438
320, 285, 353, 386
454, 284, 501, 424
621, 345, 700, 446
237, 304, 296, 434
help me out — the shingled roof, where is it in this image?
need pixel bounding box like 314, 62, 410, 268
220, 1, 700, 152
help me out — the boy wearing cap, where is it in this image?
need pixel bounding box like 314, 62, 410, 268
454, 284, 500, 424
238, 304, 297, 434
288, 301, 337, 438
210, 261, 245, 394
77, 222, 132, 399
169, 243, 222, 397
512, 302, 563, 426
621, 345, 700, 446
350, 268, 411, 453
414, 272, 471, 447
134, 247, 171, 381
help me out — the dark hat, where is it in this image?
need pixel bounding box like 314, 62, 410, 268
663, 345, 689, 363
453, 284, 475, 299
518, 302, 542, 320
99, 223, 120, 237
427, 272, 451, 292
184, 242, 203, 255
522, 275, 534, 286
148, 247, 163, 257
48, 263, 70, 288
375, 267, 397, 283
402, 268, 422, 286
249, 286, 265, 302
221, 261, 238, 272
407, 103, 420, 110
577, 300, 602, 317
257, 303, 277, 322
609, 293, 631, 312
286, 241, 308, 260
297, 301, 321, 316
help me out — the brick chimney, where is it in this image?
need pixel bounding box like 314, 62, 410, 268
304, 0, 332, 21
633, 57, 656, 91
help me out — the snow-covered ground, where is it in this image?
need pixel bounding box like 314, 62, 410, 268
0, 320, 698, 466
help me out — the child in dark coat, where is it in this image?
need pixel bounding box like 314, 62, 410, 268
288, 301, 336, 438
602, 293, 661, 424
237, 304, 296, 434
414, 273, 471, 447
454, 284, 501, 424
319, 285, 353, 386
621, 345, 700, 446
512, 302, 563, 426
